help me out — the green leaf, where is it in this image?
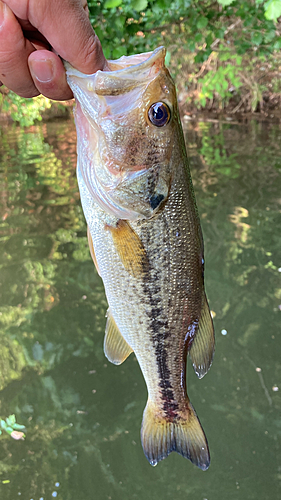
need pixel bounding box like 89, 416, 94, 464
112, 46, 127, 59
215, 82, 222, 92
222, 80, 229, 90
131, 0, 148, 11
263, 29, 276, 43
220, 51, 231, 62
216, 166, 232, 176
6, 415, 16, 427
12, 423, 26, 431
252, 32, 263, 45
197, 16, 208, 29
215, 29, 225, 39
200, 97, 207, 107
232, 78, 242, 87
188, 41, 196, 52
217, 0, 235, 5
264, 0, 281, 21
165, 51, 171, 66
206, 34, 214, 47
0, 420, 7, 430
273, 37, 281, 48
104, 0, 122, 8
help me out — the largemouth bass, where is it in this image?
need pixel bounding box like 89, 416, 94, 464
65, 47, 215, 469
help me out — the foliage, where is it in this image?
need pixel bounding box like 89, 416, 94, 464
88, 0, 281, 109
0, 92, 51, 127
88, 0, 281, 58
196, 51, 243, 107
1, 0, 281, 123
0, 415, 25, 440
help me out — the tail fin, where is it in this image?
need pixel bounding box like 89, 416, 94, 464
141, 399, 210, 470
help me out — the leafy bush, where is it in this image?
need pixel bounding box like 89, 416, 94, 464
88, 0, 281, 109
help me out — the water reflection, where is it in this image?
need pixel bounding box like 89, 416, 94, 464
0, 118, 280, 499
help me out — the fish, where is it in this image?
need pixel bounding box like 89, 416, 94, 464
65, 47, 215, 469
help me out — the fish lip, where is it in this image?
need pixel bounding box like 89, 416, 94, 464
65, 47, 167, 98
64, 46, 166, 80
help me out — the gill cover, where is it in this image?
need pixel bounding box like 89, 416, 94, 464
65, 47, 175, 220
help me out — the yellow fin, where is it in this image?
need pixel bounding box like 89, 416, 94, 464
104, 309, 133, 365
188, 292, 215, 379
87, 226, 101, 277
141, 398, 210, 470
106, 220, 149, 278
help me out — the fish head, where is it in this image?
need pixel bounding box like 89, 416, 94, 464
65, 47, 179, 220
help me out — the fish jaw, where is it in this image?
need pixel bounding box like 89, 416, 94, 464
66, 47, 178, 220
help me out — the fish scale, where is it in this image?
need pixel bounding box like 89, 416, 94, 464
66, 46, 215, 469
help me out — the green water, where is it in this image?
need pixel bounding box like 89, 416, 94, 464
0, 117, 280, 500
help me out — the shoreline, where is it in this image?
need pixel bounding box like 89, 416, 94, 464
1, 91, 281, 126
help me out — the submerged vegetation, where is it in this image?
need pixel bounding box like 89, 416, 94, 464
0, 415, 26, 440
1, 0, 281, 124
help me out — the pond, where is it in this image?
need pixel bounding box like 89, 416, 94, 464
0, 116, 280, 500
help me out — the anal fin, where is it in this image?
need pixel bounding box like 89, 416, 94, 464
188, 292, 215, 379
104, 309, 133, 365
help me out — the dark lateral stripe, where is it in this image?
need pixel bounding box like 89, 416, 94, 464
141, 214, 179, 418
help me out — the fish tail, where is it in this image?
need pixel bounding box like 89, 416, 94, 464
141, 398, 210, 469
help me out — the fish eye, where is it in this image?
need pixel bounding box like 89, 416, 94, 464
148, 102, 171, 127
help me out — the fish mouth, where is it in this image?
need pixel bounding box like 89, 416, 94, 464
65, 46, 166, 97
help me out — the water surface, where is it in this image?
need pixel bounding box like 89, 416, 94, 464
0, 117, 280, 500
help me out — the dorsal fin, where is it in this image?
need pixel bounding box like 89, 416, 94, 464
87, 226, 101, 276
104, 309, 133, 365
106, 220, 149, 278
188, 292, 215, 379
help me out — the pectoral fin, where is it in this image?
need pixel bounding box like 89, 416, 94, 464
104, 309, 133, 365
87, 226, 101, 277
106, 220, 149, 278
188, 292, 215, 379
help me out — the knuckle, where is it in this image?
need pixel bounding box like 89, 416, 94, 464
17, 89, 40, 98
82, 34, 105, 72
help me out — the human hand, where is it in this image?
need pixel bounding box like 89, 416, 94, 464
0, 0, 106, 100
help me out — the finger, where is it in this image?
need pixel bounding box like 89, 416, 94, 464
5, 0, 107, 74
0, 1, 39, 97
28, 50, 73, 101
